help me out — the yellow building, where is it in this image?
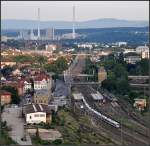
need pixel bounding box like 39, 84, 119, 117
34, 89, 50, 104
98, 66, 107, 82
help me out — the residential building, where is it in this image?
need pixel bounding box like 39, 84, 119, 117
33, 74, 52, 91
98, 67, 107, 82
1, 61, 16, 69
0, 90, 11, 105
77, 43, 93, 49
136, 46, 149, 54
133, 98, 146, 111
34, 89, 51, 104
18, 79, 32, 95
12, 69, 22, 76
115, 42, 127, 47
141, 49, 149, 59
23, 104, 52, 124
45, 44, 57, 54
123, 48, 136, 54
124, 56, 141, 64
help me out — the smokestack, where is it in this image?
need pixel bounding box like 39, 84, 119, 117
72, 6, 75, 39
37, 8, 40, 39
30, 29, 34, 40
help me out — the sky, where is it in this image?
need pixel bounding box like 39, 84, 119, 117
1, 1, 149, 21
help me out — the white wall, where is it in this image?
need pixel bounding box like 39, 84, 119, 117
26, 112, 46, 124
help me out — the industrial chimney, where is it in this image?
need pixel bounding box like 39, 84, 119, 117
72, 6, 75, 39
37, 8, 40, 40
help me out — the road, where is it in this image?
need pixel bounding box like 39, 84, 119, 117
2, 106, 32, 145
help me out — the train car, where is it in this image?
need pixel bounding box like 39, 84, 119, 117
82, 97, 120, 128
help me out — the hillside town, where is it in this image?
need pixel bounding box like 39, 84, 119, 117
1, 1, 149, 146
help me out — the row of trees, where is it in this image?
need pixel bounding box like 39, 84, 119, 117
13, 55, 48, 65
44, 57, 68, 75
101, 56, 130, 95
127, 59, 149, 76
100, 54, 149, 104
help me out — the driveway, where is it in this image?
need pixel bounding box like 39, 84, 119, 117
2, 106, 32, 145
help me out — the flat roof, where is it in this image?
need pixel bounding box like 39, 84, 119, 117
91, 92, 103, 100
73, 93, 84, 100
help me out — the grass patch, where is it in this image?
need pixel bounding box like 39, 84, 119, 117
0, 129, 17, 145
56, 109, 114, 145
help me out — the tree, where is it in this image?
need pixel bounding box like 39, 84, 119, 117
52, 139, 62, 145
36, 56, 48, 67
127, 59, 149, 76
44, 57, 68, 74
101, 55, 130, 95
55, 57, 68, 73
1, 86, 20, 104
1, 66, 14, 77
13, 55, 34, 63
136, 59, 149, 75
116, 79, 130, 95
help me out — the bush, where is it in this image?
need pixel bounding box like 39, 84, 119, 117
52, 139, 62, 145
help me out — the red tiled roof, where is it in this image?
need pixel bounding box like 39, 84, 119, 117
34, 73, 50, 81
0, 90, 11, 95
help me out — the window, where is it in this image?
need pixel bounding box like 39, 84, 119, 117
40, 114, 45, 117
30, 116, 32, 119
34, 114, 39, 117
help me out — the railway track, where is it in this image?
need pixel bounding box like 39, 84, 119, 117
90, 86, 149, 138
73, 101, 149, 145
117, 98, 149, 127
70, 57, 149, 145
74, 84, 149, 145
93, 101, 149, 138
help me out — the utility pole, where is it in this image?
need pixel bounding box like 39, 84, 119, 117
121, 118, 123, 145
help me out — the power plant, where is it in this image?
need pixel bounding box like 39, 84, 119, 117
18, 6, 78, 40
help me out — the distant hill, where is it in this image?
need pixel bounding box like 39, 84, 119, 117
1, 18, 148, 29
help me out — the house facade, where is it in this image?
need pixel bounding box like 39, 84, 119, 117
0, 90, 11, 105
124, 56, 141, 64
18, 79, 32, 95
33, 73, 52, 91
23, 104, 52, 124
34, 89, 50, 104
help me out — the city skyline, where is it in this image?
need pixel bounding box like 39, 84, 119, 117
1, 1, 149, 21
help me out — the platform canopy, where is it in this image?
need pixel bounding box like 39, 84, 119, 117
91, 92, 103, 100
73, 93, 84, 100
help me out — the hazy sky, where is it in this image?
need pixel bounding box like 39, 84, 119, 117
1, 1, 149, 21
